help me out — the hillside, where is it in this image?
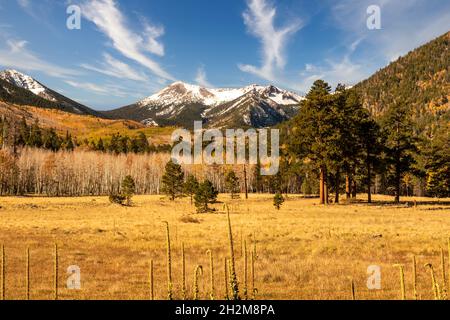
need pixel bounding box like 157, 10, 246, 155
356, 31, 449, 132
0, 102, 174, 145
0, 70, 103, 117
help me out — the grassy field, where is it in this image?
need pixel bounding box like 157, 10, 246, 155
0, 194, 449, 300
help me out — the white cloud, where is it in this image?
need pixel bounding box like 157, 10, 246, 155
330, 0, 450, 63
195, 66, 213, 87
239, 0, 302, 81
0, 39, 80, 78
16, 0, 30, 9
296, 57, 369, 93
81, 53, 149, 82
81, 0, 174, 81
64, 80, 128, 97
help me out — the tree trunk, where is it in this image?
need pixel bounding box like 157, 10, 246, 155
351, 179, 357, 199
395, 165, 401, 203
367, 161, 372, 204
345, 174, 351, 201
243, 164, 248, 200
335, 170, 340, 204
320, 167, 329, 205
367, 162, 372, 203
320, 167, 325, 204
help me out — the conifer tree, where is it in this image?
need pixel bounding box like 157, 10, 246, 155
273, 193, 284, 210
194, 179, 218, 213
161, 161, 185, 200
225, 170, 240, 199
382, 102, 417, 203
29, 120, 42, 148
184, 174, 199, 205
287, 80, 334, 204
121, 175, 136, 206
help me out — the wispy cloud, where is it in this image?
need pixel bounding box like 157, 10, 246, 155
195, 66, 213, 87
296, 57, 368, 93
0, 39, 80, 78
330, 0, 450, 62
64, 80, 128, 97
81, 53, 149, 82
80, 0, 174, 81
16, 0, 30, 9
239, 0, 302, 81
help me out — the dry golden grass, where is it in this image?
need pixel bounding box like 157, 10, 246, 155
0, 194, 449, 300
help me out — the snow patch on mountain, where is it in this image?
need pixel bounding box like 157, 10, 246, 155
138, 82, 304, 109
0, 69, 57, 102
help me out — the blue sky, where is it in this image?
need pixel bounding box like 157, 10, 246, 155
0, 0, 449, 110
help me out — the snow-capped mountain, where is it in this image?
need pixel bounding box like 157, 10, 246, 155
105, 82, 304, 128
0, 69, 101, 117
0, 69, 57, 100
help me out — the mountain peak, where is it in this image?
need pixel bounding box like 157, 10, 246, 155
106, 82, 304, 128
0, 69, 101, 117
0, 69, 48, 97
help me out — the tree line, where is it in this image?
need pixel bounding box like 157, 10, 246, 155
0, 116, 171, 155
278, 80, 449, 203
0, 80, 448, 201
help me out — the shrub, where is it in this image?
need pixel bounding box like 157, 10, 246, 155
122, 175, 136, 206
194, 180, 218, 213
109, 193, 126, 205
273, 193, 285, 210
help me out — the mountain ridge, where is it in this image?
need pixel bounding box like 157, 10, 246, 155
0, 69, 102, 118
104, 81, 304, 128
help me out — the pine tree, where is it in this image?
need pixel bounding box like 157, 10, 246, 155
133, 132, 150, 153
121, 175, 136, 206
184, 174, 199, 205
42, 128, 61, 152
273, 193, 284, 210
253, 160, 263, 193
64, 131, 74, 151
97, 138, 105, 152
424, 126, 450, 198
28, 120, 42, 148
225, 170, 240, 199
194, 179, 218, 213
161, 161, 185, 200
358, 114, 383, 203
109, 133, 120, 154
382, 102, 417, 203
287, 80, 334, 204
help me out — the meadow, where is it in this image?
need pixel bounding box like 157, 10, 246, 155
0, 194, 449, 300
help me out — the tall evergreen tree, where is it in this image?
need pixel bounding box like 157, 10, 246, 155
161, 161, 185, 200
28, 120, 42, 148
424, 126, 450, 198
121, 175, 136, 206
225, 170, 240, 199
382, 102, 417, 203
184, 174, 199, 205
194, 179, 218, 213
287, 80, 334, 204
